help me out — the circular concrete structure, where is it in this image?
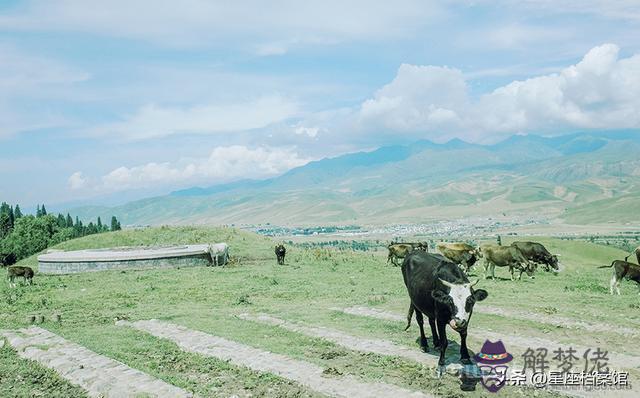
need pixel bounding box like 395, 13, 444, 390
37, 244, 224, 274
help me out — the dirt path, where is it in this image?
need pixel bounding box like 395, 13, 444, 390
117, 319, 433, 398
477, 305, 638, 337
238, 313, 462, 372
333, 307, 639, 398
0, 327, 192, 398
335, 307, 640, 372
337, 305, 637, 337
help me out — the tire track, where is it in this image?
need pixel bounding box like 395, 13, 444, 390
237, 312, 462, 372
336, 305, 638, 337
332, 307, 640, 397
0, 327, 192, 398
118, 319, 432, 398
335, 306, 640, 371
478, 305, 638, 337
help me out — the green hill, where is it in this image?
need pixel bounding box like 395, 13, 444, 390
67, 133, 640, 226
3, 227, 640, 396
17, 226, 275, 271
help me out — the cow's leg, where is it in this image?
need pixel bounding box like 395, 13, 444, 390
436, 318, 448, 368
610, 274, 617, 295
429, 317, 440, 348
414, 309, 428, 352
483, 260, 490, 279
459, 329, 471, 364
611, 272, 622, 295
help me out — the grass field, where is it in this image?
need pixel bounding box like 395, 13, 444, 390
1, 227, 639, 397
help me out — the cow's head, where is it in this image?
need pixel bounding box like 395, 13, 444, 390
550, 254, 561, 272
432, 279, 488, 331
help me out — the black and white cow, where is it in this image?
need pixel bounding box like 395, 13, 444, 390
402, 251, 488, 369
275, 244, 286, 265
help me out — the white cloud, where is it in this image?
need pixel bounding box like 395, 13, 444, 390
356, 44, 640, 140
67, 171, 87, 190
487, 0, 640, 22
96, 96, 299, 140
0, 44, 89, 137
0, 0, 443, 51
294, 125, 320, 138
475, 43, 640, 133
358, 64, 468, 133
99, 145, 310, 192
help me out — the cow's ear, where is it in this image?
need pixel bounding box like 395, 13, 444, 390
473, 289, 488, 302
431, 289, 451, 304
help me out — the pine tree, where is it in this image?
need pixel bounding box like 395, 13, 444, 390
97, 217, 103, 231
110, 216, 119, 231
57, 214, 66, 228
14, 205, 23, 219
87, 222, 97, 234
41, 204, 47, 216
66, 214, 73, 228
36, 205, 42, 218
0, 212, 11, 239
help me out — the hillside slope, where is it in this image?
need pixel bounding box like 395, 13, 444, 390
68, 133, 640, 226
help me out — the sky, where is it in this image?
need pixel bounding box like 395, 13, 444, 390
1, 0, 640, 207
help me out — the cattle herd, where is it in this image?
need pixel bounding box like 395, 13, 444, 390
389, 240, 561, 280
393, 241, 640, 371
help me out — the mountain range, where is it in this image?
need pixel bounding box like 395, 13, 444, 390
68, 131, 640, 226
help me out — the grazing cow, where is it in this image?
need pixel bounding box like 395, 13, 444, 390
275, 244, 286, 265
208, 243, 229, 266
481, 245, 536, 281
599, 259, 640, 295
402, 251, 488, 369
436, 242, 480, 274
510, 241, 560, 272
387, 242, 428, 266
7, 266, 34, 287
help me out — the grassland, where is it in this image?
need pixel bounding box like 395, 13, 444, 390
1, 227, 639, 397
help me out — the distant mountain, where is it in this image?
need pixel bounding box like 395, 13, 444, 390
68, 131, 640, 226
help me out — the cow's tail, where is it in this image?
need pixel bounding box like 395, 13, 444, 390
598, 261, 615, 269
404, 304, 414, 331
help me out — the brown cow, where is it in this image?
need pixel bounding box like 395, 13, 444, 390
387, 242, 428, 266
481, 245, 536, 281
599, 259, 640, 295
7, 266, 34, 287
436, 242, 480, 274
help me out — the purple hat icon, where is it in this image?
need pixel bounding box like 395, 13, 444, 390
474, 340, 513, 364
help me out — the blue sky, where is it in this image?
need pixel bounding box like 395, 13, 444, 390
1, 1, 639, 207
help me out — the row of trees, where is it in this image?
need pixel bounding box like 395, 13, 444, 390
0, 202, 121, 266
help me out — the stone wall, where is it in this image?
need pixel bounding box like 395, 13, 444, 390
39, 253, 212, 274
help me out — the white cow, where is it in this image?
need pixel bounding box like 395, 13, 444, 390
208, 243, 229, 266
